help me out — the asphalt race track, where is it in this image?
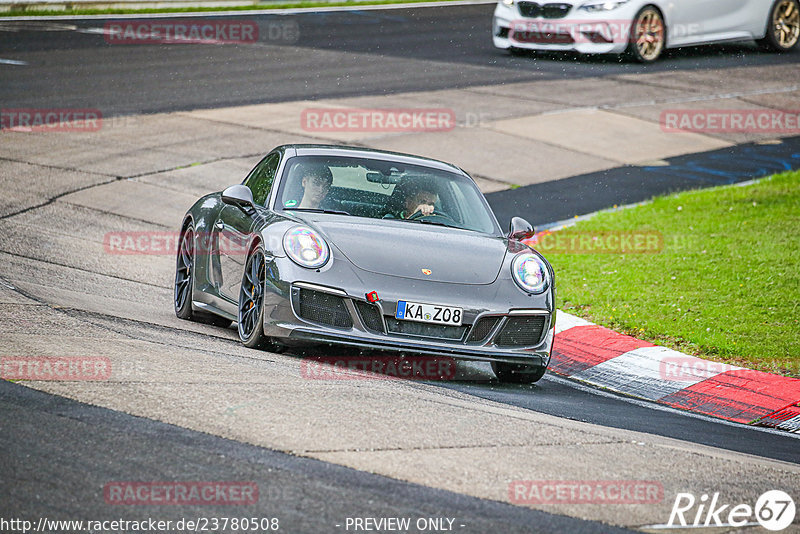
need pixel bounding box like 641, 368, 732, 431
0, 3, 799, 115
2, 3, 800, 532
1, 380, 633, 534
487, 136, 800, 228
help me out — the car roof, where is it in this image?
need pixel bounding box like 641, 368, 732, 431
276, 144, 467, 176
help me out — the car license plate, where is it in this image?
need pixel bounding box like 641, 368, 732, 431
395, 300, 462, 326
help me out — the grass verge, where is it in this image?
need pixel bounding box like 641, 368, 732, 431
541, 170, 800, 377
0, 0, 457, 17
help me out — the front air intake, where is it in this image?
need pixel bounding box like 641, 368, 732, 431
355, 301, 385, 333
297, 288, 353, 328
467, 316, 501, 343
495, 316, 546, 347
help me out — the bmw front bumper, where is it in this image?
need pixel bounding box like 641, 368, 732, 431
492, 1, 640, 54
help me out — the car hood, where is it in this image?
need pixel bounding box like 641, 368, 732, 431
312, 218, 507, 284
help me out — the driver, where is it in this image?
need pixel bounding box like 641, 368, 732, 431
385, 180, 439, 219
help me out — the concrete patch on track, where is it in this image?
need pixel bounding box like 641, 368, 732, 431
613, 66, 800, 96
466, 75, 699, 108
0, 156, 113, 217
135, 156, 260, 196
370, 126, 617, 187
61, 179, 200, 227
489, 109, 731, 165
611, 96, 792, 145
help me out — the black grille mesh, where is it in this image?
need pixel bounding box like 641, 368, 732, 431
495, 316, 546, 347
386, 318, 467, 340
517, 2, 571, 18
542, 3, 571, 18
517, 2, 541, 17
355, 301, 384, 333
297, 289, 352, 328
467, 316, 501, 343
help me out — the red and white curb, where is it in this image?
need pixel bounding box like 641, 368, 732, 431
552, 311, 800, 433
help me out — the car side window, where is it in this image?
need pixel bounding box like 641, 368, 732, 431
244, 153, 280, 206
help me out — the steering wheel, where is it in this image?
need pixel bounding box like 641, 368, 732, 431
407, 209, 457, 224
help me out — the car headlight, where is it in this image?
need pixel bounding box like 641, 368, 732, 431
502, 0, 514, 6
283, 226, 330, 269
579, 0, 629, 11
511, 252, 550, 294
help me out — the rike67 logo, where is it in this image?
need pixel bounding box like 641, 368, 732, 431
668, 490, 795, 531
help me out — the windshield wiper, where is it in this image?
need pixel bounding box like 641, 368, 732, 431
400, 218, 458, 229
284, 207, 351, 216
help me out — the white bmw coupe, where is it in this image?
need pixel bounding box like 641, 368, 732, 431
493, 0, 800, 62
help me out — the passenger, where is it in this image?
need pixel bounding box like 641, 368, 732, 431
297, 164, 335, 209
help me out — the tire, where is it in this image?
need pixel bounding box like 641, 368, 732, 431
238, 246, 272, 349
174, 225, 197, 320
626, 6, 666, 63
174, 224, 233, 328
758, 0, 800, 52
492, 362, 547, 384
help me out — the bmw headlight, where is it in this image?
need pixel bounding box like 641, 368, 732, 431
511, 252, 550, 294
580, 0, 629, 11
502, 0, 514, 6
283, 226, 330, 269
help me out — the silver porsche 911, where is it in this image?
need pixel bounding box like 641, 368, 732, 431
174, 145, 556, 383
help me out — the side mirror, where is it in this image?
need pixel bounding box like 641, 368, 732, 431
508, 217, 535, 241
221, 185, 256, 211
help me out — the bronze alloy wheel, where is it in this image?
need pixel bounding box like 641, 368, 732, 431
632, 7, 665, 62
773, 0, 800, 48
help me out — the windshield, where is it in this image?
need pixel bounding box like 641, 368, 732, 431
275, 155, 501, 235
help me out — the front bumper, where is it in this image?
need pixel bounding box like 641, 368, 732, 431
287, 328, 552, 367
261, 256, 555, 368
492, 2, 639, 54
